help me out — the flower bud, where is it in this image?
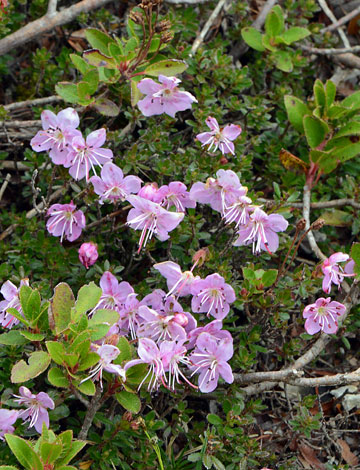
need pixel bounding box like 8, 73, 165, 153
161, 32, 173, 44
155, 19, 171, 32
137, 182, 159, 202
296, 218, 306, 231
192, 247, 210, 267
173, 313, 188, 327
311, 218, 325, 230
129, 10, 143, 24
79, 242, 98, 269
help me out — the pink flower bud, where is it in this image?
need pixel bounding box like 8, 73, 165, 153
137, 182, 159, 202
79, 242, 98, 269
173, 313, 188, 327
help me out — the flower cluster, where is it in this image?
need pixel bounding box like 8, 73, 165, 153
86, 267, 235, 393
302, 253, 354, 335
190, 169, 288, 254
31, 109, 113, 182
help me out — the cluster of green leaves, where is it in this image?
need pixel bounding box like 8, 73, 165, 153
241, 6, 310, 72
2, 424, 86, 470
285, 79, 360, 175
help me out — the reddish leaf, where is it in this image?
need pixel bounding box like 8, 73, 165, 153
298, 442, 325, 470
338, 439, 359, 466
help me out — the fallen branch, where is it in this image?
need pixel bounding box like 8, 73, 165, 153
3, 96, 61, 111
1, 120, 42, 128
0, 0, 115, 56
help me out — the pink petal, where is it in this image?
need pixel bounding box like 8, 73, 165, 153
304, 317, 321, 335
217, 361, 234, 383
1, 281, 18, 301
100, 272, 119, 296
137, 78, 163, 95
222, 124, 242, 141
138, 337, 160, 362
137, 96, 164, 116
329, 252, 349, 264
101, 162, 123, 185
57, 108, 80, 129
219, 140, 235, 155
34, 408, 49, 433
86, 128, 106, 148
205, 116, 219, 131
267, 214, 289, 232
196, 131, 214, 145
198, 369, 219, 393
123, 175, 142, 194
36, 392, 55, 409
90, 176, 107, 197
41, 110, 57, 130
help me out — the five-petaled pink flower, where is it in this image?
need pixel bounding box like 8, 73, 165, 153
196, 116, 242, 155
321, 252, 355, 294
137, 75, 197, 118
30, 108, 81, 165
127, 195, 184, 253
82, 344, 126, 388
91, 162, 141, 204
0, 409, 18, 440
65, 128, 113, 181
190, 332, 234, 393
0, 279, 29, 329
303, 297, 346, 335
46, 201, 86, 242
155, 182, 196, 212
233, 206, 288, 254
191, 273, 236, 320
79, 242, 98, 269
91, 271, 134, 316
153, 261, 200, 297
13, 387, 54, 433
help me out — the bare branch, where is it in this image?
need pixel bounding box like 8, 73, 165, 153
302, 184, 326, 262
321, 5, 360, 33
260, 197, 360, 210
3, 96, 61, 111
78, 385, 103, 440
0, 0, 115, 56
2, 120, 42, 128
0, 173, 11, 202
300, 44, 360, 55
47, 0, 57, 17
252, 0, 277, 30
317, 0, 351, 48
190, 0, 228, 55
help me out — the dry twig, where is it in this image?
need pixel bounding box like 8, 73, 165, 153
0, 173, 11, 202
302, 184, 326, 262
321, 5, 360, 33
318, 0, 351, 48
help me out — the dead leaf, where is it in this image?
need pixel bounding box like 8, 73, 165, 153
298, 442, 325, 470
338, 439, 359, 466
279, 148, 309, 174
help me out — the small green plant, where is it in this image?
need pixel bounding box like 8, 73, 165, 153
241, 5, 310, 72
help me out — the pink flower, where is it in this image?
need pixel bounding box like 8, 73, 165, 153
303, 297, 346, 335
137, 183, 159, 202
153, 261, 200, 297
127, 195, 184, 253
191, 273, 236, 320
233, 206, 288, 254
137, 305, 187, 343
30, 108, 81, 165
82, 344, 126, 389
79, 242, 98, 269
90, 162, 141, 204
155, 182, 196, 212
321, 252, 355, 294
13, 387, 54, 433
0, 409, 18, 440
160, 339, 197, 391
65, 128, 113, 181
0, 279, 29, 329
190, 169, 245, 215
46, 201, 85, 242
91, 271, 134, 315
187, 319, 232, 350
196, 116, 242, 155
190, 333, 234, 393
223, 193, 253, 228
137, 75, 197, 118
118, 293, 143, 339
125, 337, 166, 391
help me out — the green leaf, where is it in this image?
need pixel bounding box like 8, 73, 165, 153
115, 391, 141, 413
115, 337, 132, 363
125, 363, 148, 385
55, 83, 79, 104
89, 309, 119, 326
144, 59, 188, 77
207, 414, 223, 425
125, 36, 139, 54
56, 440, 87, 466
314, 79, 326, 113
273, 50, 293, 72
46, 341, 66, 365
5, 434, 44, 470
77, 379, 96, 396
310, 149, 337, 173
328, 139, 360, 162
19, 285, 32, 316
5, 307, 30, 327
332, 121, 360, 139
212, 456, 225, 470
0, 467, 19, 470
85, 28, 115, 55
241, 27, 265, 52
82, 49, 117, 69
11, 350, 51, 383
351, 243, 360, 277
40, 442, 63, 464
94, 98, 120, 116
89, 323, 111, 341
262, 269, 278, 287
281, 26, 310, 44
131, 79, 142, 107
0, 330, 29, 346
203, 454, 213, 470
265, 5, 284, 37
70, 54, 93, 74
262, 33, 277, 51
321, 210, 351, 227
242, 267, 256, 282
48, 367, 68, 388
303, 115, 329, 148
342, 90, 360, 109
63, 353, 79, 368
78, 352, 100, 371
20, 331, 45, 341
71, 282, 102, 322
325, 80, 336, 109
82, 69, 99, 95
50, 283, 75, 334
